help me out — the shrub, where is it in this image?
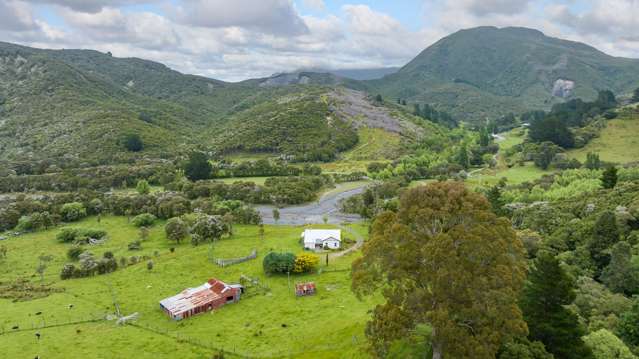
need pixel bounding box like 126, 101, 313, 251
15, 212, 53, 232
136, 180, 151, 195
57, 228, 107, 244
190, 214, 228, 246
57, 228, 79, 243
263, 252, 296, 274
132, 213, 156, 227
293, 253, 320, 273
15, 216, 35, 232
60, 264, 76, 280
165, 217, 188, 243
128, 240, 142, 251
60, 202, 87, 222
82, 229, 107, 240
88, 198, 104, 215
67, 246, 83, 261
96, 257, 118, 275
123, 133, 143, 152
147, 260, 154, 271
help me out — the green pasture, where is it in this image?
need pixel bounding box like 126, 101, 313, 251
0, 216, 375, 358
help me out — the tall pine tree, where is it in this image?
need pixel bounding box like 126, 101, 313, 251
587, 210, 620, 277
601, 166, 618, 189
521, 252, 593, 359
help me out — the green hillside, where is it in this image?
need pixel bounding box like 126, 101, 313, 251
0, 42, 295, 164
568, 105, 639, 163
365, 26, 639, 122
0, 42, 425, 165
211, 89, 358, 162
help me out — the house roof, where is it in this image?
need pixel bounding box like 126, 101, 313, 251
160, 278, 237, 316
301, 229, 341, 244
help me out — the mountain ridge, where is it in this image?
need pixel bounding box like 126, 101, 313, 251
363, 26, 639, 121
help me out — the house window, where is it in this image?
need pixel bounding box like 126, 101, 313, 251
226, 296, 235, 302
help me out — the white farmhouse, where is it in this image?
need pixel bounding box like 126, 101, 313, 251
301, 229, 341, 250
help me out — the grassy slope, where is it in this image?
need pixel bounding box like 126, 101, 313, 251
567, 106, 639, 163
341, 128, 402, 161
466, 127, 550, 187
0, 216, 374, 358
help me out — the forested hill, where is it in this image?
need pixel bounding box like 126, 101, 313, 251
363, 26, 639, 122
0, 41, 271, 163
0, 42, 347, 164
0, 42, 434, 166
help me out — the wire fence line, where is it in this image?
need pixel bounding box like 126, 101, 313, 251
128, 321, 364, 359
0, 314, 363, 358
0, 312, 106, 336
129, 322, 252, 358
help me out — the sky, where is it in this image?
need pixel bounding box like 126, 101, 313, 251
1, 0, 638, 82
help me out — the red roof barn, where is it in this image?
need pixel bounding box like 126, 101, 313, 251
160, 278, 244, 320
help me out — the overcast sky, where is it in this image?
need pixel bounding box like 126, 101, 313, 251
1, 0, 638, 81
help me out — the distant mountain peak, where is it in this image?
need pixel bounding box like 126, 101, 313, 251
365, 25, 639, 122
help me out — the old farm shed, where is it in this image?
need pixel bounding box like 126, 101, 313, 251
160, 278, 244, 320
295, 282, 316, 297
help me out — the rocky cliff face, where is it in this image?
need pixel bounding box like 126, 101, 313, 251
552, 79, 575, 98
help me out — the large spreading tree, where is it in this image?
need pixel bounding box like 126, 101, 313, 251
352, 182, 528, 358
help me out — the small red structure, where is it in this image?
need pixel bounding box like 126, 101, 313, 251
160, 278, 244, 320
295, 282, 316, 297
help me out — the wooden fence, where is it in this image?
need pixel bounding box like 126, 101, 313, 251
213, 249, 257, 267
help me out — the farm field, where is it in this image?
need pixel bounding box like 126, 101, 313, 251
567, 108, 639, 163
0, 216, 375, 358
216, 176, 270, 185
468, 128, 550, 187
466, 162, 550, 188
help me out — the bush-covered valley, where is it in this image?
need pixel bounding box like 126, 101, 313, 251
3, 29, 639, 359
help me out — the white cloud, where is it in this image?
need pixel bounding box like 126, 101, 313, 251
23, 0, 155, 13
303, 0, 325, 11
0, 1, 37, 31
172, 0, 309, 36
4, 0, 639, 82
462, 0, 531, 16
57, 7, 179, 49
545, 0, 639, 57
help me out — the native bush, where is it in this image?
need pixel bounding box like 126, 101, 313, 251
67, 246, 83, 261
136, 179, 151, 195
583, 329, 635, 359
60, 202, 87, 222
56, 227, 107, 244
190, 214, 228, 246
132, 213, 156, 227
263, 252, 296, 274
165, 217, 189, 244
128, 240, 142, 251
